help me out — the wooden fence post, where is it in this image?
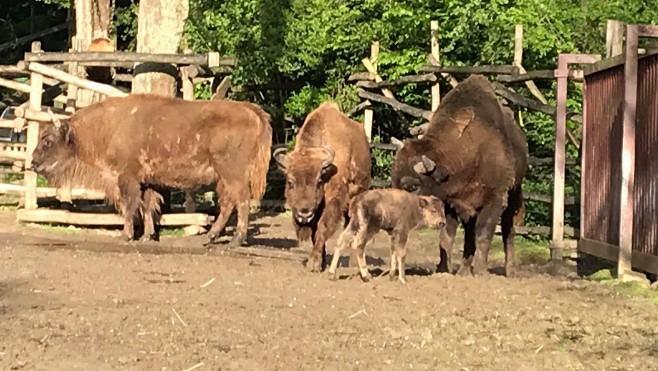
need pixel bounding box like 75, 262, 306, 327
551, 55, 568, 261
430, 20, 440, 112
606, 20, 625, 58
363, 41, 379, 142
181, 51, 197, 213
24, 41, 43, 210
618, 25, 638, 278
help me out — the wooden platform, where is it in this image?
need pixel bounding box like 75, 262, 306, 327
17, 209, 213, 226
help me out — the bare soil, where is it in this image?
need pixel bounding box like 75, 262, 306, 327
1, 209, 658, 371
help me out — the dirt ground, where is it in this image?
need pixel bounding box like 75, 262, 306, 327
1, 209, 658, 371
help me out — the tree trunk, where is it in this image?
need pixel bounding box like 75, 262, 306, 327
131, 0, 189, 96
74, 0, 112, 105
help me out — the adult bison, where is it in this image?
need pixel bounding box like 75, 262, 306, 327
31, 94, 272, 246
391, 74, 528, 277
273, 102, 371, 272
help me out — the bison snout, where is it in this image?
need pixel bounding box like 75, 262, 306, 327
294, 208, 315, 224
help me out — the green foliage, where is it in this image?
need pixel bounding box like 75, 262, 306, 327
20, 0, 658, 229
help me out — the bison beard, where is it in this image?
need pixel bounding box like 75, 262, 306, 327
391, 74, 528, 277
274, 102, 371, 272
31, 95, 272, 245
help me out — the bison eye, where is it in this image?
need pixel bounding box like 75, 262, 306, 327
43, 139, 52, 147
406, 184, 419, 193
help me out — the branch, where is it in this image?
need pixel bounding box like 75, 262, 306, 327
355, 89, 432, 120
346, 100, 372, 117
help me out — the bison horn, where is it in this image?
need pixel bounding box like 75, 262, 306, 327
321, 145, 335, 169
47, 108, 61, 129
390, 137, 404, 150
414, 155, 437, 175
272, 147, 288, 168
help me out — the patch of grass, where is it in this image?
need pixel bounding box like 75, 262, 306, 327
159, 227, 185, 237
490, 236, 550, 265
586, 269, 658, 304
0, 205, 17, 211
39, 224, 81, 234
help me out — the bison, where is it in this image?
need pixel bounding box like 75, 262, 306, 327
273, 102, 371, 272
31, 94, 272, 245
391, 74, 528, 277
327, 188, 446, 284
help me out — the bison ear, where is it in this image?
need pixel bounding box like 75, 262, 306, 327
59, 122, 73, 144
454, 108, 475, 137
418, 197, 429, 208
272, 148, 288, 172
320, 163, 337, 182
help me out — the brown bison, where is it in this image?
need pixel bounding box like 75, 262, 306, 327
391, 74, 528, 277
328, 188, 446, 284
273, 102, 371, 272
31, 94, 272, 245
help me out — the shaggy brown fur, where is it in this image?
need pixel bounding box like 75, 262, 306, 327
328, 189, 446, 284
391, 74, 528, 277
32, 94, 272, 245
273, 102, 371, 272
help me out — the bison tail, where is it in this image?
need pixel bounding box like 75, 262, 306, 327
248, 107, 273, 200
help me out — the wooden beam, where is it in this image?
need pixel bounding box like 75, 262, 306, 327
16, 209, 214, 227
24, 42, 42, 211
420, 64, 515, 75
356, 89, 432, 120
346, 100, 372, 117
355, 73, 437, 89
24, 51, 235, 66
0, 183, 105, 199
0, 22, 71, 53
25, 62, 128, 98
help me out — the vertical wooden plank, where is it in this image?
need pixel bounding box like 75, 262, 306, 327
619, 25, 638, 278
551, 55, 568, 261
580, 76, 588, 244
606, 20, 625, 58
25, 42, 43, 210
363, 41, 379, 142
513, 25, 523, 68
430, 20, 440, 112
181, 54, 197, 213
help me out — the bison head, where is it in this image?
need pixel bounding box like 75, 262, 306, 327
391, 138, 449, 197
273, 145, 337, 225
31, 112, 74, 175
418, 195, 447, 230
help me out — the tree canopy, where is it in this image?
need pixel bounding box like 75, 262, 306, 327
6, 0, 658, 227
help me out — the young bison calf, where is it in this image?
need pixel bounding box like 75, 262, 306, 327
328, 189, 446, 284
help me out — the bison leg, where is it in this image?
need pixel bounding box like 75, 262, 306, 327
140, 188, 162, 242
388, 233, 398, 281
501, 185, 523, 277
456, 217, 476, 276
306, 200, 342, 272
437, 209, 459, 274
352, 226, 374, 282
229, 200, 250, 247
118, 176, 142, 242
328, 222, 355, 280
391, 231, 409, 284
205, 181, 237, 246
472, 197, 505, 276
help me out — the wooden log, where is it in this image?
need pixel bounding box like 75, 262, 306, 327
25, 62, 127, 98
0, 22, 71, 53
24, 42, 42, 211
495, 69, 584, 83
17, 109, 70, 123
211, 76, 232, 100
355, 73, 437, 89
0, 77, 32, 93
356, 89, 432, 120
430, 20, 441, 111
362, 42, 380, 142
606, 20, 625, 58
24, 51, 235, 67
0, 65, 28, 76
348, 72, 375, 81
420, 64, 515, 75
346, 100, 372, 117
427, 54, 459, 88
16, 209, 214, 226
0, 183, 105, 199
0, 143, 28, 161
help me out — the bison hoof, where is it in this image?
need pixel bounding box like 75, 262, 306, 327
359, 272, 373, 283
504, 263, 517, 278
456, 265, 473, 277
327, 270, 338, 281
398, 277, 408, 285
305, 256, 323, 272
228, 233, 247, 248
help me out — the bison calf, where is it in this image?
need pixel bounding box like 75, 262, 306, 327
328, 189, 446, 284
